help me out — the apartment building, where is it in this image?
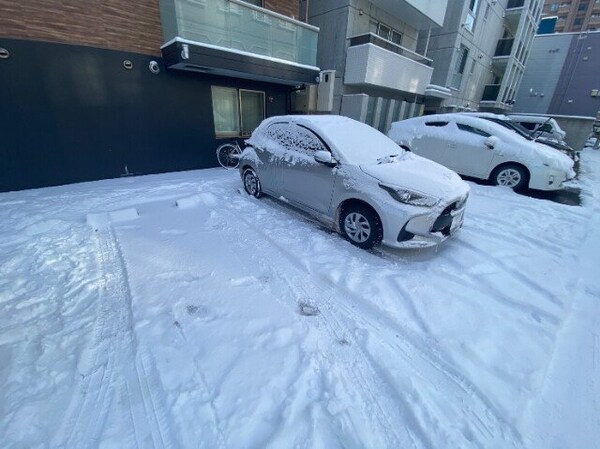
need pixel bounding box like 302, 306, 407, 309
0, 0, 319, 192
542, 0, 600, 32
513, 30, 600, 116
426, 0, 544, 113
307, 0, 448, 133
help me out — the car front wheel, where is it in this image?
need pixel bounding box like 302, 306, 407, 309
339, 204, 382, 249
243, 168, 262, 198
491, 164, 528, 191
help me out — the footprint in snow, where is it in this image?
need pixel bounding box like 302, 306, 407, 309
186, 304, 209, 318
298, 302, 319, 317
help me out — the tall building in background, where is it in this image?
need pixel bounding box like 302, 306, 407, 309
542, 0, 600, 32
307, 0, 448, 133
425, 0, 544, 114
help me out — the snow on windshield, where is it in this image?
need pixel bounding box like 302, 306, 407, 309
302, 116, 406, 165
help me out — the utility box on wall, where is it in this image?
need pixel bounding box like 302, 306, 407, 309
317, 70, 335, 112
290, 70, 336, 113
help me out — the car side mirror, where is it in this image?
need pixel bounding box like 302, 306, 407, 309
314, 150, 336, 166
485, 136, 499, 149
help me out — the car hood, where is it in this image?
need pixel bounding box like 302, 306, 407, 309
360, 153, 469, 201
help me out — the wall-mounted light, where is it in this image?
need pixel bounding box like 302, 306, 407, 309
123, 60, 133, 70
181, 44, 190, 60
0, 48, 9, 59
148, 60, 160, 74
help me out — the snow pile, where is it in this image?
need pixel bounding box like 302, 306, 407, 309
1, 152, 599, 448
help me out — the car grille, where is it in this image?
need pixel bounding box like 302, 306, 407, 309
431, 195, 467, 236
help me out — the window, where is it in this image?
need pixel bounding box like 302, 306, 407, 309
265, 122, 326, 154
211, 87, 265, 137
372, 21, 403, 46
425, 121, 449, 127
450, 45, 469, 89
465, 0, 480, 32
457, 123, 491, 137
579, 2, 588, 11
574, 17, 583, 25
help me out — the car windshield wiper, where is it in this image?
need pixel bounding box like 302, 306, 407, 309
531, 117, 553, 140
377, 154, 400, 164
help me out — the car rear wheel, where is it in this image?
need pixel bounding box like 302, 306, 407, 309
491, 164, 528, 191
243, 168, 262, 198
339, 204, 382, 249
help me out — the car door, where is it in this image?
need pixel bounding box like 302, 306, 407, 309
445, 121, 496, 178
256, 121, 292, 194
279, 124, 337, 215
409, 120, 454, 166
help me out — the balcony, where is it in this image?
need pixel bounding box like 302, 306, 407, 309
159, 0, 320, 85
344, 34, 433, 95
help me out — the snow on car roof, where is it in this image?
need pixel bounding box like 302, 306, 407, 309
250, 115, 405, 165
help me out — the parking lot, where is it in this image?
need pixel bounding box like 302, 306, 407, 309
0, 151, 598, 449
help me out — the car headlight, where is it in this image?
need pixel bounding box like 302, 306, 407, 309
379, 183, 439, 207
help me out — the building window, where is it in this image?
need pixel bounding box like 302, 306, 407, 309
451, 45, 469, 89
372, 21, 403, 45
579, 3, 588, 11
549, 3, 559, 12
574, 17, 583, 25
211, 87, 265, 137
465, 0, 480, 32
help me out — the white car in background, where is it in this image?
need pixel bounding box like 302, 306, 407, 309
388, 114, 575, 191
239, 115, 470, 249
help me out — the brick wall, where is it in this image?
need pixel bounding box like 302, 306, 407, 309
0, 0, 163, 55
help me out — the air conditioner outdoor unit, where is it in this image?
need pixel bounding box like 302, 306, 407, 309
291, 85, 318, 112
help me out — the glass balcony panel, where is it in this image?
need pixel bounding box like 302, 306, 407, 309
161, 0, 318, 67
494, 38, 514, 57
481, 84, 501, 101
507, 0, 525, 8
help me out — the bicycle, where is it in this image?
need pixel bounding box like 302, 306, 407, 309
216, 141, 243, 169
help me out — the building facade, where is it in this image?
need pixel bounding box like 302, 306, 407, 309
542, 0, 600, 32
425, 0, 544, 113
0, 0, 319, 192
513, 30, 600, 116
307, 0, 447, 134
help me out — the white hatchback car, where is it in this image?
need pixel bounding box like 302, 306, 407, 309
388, 114, 575, 191
238, 115, 470, 249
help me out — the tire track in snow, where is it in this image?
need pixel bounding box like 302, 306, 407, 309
217, 189, 524, 449
52, 222, 180, 449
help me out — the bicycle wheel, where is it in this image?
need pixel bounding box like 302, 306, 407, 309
216, 143, 242, 169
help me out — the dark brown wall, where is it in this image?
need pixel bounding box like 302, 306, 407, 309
0, 0, 164, 55
0, 1, 303, 56
265, 0, 300, 19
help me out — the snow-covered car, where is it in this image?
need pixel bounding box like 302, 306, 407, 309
239, 115, 470, 249
460, 112, 579, 161
388, 114, 575, 191
508, 114, 566, 142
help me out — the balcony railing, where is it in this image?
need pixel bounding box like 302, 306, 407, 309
507, 0, 525, 8
494, 38, 514, 57
481, 84, 501, 102
349, 33, 432, 67
160, 0, 318, 67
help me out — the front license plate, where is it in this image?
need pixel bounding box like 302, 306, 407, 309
450, 210, 465, 234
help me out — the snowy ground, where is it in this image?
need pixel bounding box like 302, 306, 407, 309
1, 151, 599, 449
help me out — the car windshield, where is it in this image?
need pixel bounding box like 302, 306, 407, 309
483, 117, 533, 140
309, 118, 405, 165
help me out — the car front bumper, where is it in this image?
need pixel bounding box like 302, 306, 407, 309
380, 195, 468, 249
